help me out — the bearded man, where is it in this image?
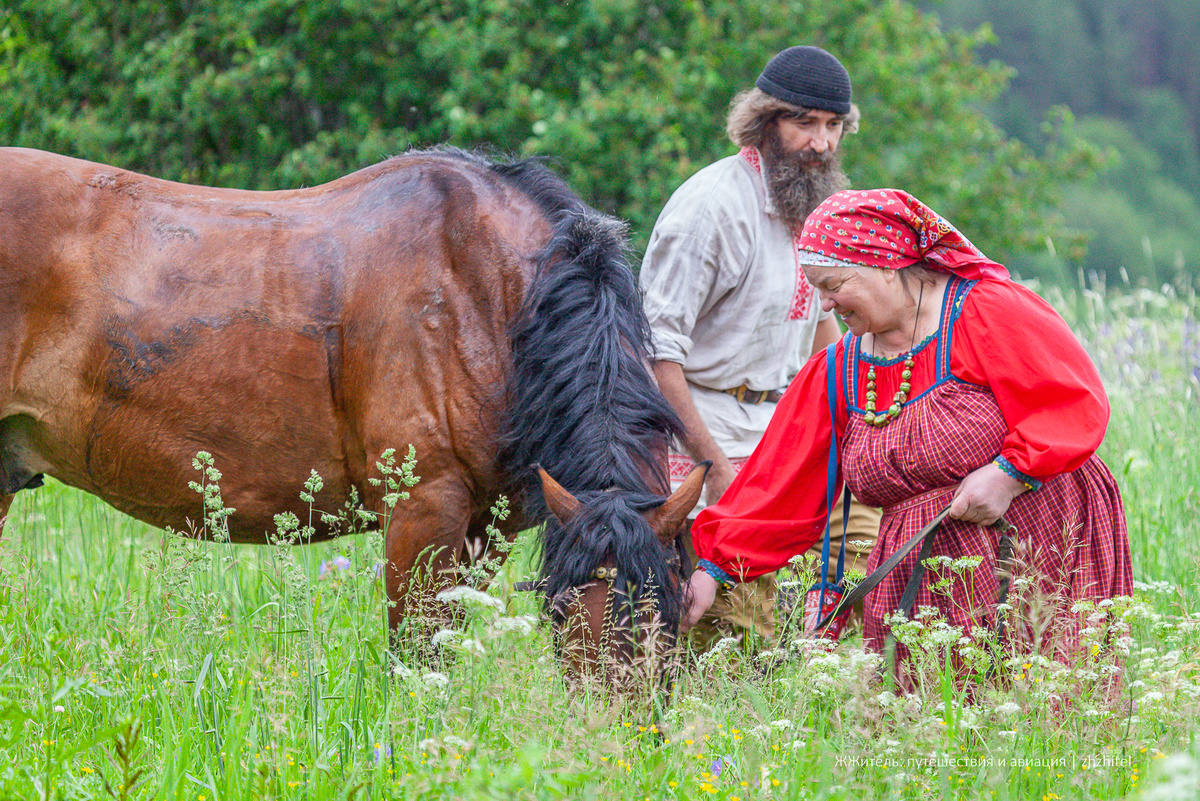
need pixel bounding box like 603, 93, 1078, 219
640, 45, 881, 649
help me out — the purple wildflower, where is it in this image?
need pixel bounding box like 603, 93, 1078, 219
320, 555, 353, 579
710, 754, 735, 778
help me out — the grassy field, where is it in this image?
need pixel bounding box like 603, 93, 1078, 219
1, 283, 1198, 800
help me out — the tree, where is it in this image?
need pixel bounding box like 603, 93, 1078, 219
0, 0, 1093, 262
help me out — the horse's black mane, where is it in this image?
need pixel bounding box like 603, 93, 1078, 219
480, 150, 687, 631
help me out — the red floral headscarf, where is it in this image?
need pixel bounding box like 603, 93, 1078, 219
798, 188, 1010, 281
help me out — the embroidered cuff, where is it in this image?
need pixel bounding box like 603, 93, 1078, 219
993, 456, 1042, 492
697, 559, 736, 589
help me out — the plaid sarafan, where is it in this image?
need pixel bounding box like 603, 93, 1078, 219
842, 357, 1133, 665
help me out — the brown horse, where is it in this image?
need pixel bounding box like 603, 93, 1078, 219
0, 145, 705, 681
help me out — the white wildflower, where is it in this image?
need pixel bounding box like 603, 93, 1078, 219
1141, 691, 1165, 705
443, 735, 473, 750
421, 671, 450, 690
458, 638, 486, 656
926, 623, 964, 647
995, 702, 1021, 716
431, 629, 461, 647
491, 615, 537, 634
436, 586, 504, 610
998, 730, 1017, 739
697, 637, 741, 666
1139, 751, 1200, 801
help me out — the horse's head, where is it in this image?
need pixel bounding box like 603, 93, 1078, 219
532, 463, 708, 692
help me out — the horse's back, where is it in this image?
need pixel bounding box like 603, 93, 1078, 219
0, 147, 545, 538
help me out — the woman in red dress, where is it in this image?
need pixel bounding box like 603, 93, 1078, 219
683, 188, 1133, 670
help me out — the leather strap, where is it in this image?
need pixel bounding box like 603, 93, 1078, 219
722, 385, 784, 404
814, 505, 952, 631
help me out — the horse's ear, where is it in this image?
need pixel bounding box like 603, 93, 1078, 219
533, 464, 581, 524
648, 461, 711, 546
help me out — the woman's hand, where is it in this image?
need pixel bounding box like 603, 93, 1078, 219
948, 462, 1028, 525
681, 569, 719, 631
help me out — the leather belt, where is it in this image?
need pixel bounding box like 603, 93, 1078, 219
723, 385, 784, 404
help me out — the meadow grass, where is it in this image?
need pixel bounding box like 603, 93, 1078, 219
1, 282, 1199, 800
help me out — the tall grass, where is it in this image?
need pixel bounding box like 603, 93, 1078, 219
1, 282, 1198, 800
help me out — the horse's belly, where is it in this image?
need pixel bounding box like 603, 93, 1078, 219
72, 320, 355, 540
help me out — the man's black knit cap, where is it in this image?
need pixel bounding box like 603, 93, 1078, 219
755, 46, 852, 115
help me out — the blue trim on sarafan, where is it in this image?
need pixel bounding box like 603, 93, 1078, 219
858, 329, 938, 367
940, 278, 977, 382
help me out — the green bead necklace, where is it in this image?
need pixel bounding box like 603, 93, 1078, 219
863, 357, 914, 426
862, 282, 924, 428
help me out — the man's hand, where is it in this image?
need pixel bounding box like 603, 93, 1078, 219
651, 360, 737, 503
948, 462, 1027, 526
703, 459, 737, 507
682, 569, 719, 631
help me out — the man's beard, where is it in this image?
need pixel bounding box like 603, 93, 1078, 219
760, 128, 849, 229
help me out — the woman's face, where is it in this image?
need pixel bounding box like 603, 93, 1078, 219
802, 262, 903, 337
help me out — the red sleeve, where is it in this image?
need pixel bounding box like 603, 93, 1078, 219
691, 342, 848, 582
952, 280, 1109, 479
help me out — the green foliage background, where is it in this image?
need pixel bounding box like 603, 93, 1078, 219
927, 0, 1200, 287
0, 0, 1094, 263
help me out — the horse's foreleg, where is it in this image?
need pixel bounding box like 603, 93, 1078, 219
379, 476, 474, 654
0, 493, 11, 536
